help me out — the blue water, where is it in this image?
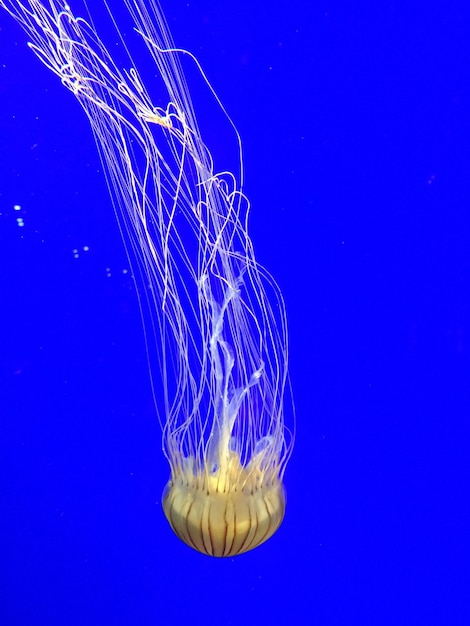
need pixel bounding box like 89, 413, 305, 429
1, 1, 469, 624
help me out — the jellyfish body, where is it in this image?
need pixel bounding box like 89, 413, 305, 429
163, 455, 286, 557
1, 0, 294, 556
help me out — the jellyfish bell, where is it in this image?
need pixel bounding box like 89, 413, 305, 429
162, 453, 287, 557
163, 401, 288, 557
1, 0, 295, 556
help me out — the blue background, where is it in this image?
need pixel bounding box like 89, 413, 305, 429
1, 1, 469, 624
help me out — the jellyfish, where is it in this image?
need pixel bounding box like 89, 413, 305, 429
1, 0, 294, 556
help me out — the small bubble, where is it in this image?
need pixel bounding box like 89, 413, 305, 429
14, 204, 21, 211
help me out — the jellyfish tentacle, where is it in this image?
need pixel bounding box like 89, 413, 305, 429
1, 0, 295, 557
